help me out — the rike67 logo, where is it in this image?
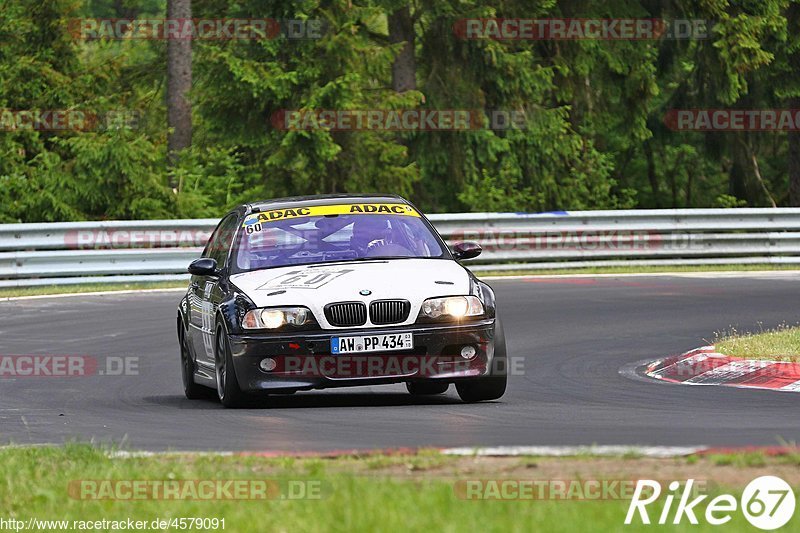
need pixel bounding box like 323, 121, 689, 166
625, 476, 795, 530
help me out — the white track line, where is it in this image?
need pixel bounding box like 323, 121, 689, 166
440, 446, 706, 458
108, 450, 234, 458
0, 287, 186, 302
480, 270, 800, 281
108, 447, 707, 459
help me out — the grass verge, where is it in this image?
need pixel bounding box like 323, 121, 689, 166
715, 325, 800, 361
0, 281, 187, 299
1, 445, 798, 532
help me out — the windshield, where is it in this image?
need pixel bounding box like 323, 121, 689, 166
234, 203, 446, 272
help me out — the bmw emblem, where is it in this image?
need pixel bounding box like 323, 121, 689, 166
359, 289, 372, 296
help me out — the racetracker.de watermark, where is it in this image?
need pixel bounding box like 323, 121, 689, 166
270, 109, 530, 131
453, 18, 711, 40
454, 479, 708, 500
661, 357, 800, 377
0, 355, 139, 377
68, 18, 325, 40
665, 109, 800, 131
448, 229, 703, 252
68, 479, 325, 500
0, 109, 138, 132
265, 354, 524, 378
63, 228, 212, 249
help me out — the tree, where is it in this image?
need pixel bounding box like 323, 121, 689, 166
388, 5, 416, 92
3, 0, 800, 223
166, 0, 192, 177
791, 96, 800, 205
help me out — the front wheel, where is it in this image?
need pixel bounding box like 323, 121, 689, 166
215, 325, 248, 408
456, 317, 507, 402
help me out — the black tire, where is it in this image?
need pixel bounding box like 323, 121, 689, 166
406, 381, 449, 395
215, 325, 249, 408
179, 323, 210, 400
456, 317, 508, 402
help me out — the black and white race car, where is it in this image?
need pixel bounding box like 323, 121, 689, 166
177, 194, 507, 407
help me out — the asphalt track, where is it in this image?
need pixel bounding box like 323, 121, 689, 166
1, 273, 799, 451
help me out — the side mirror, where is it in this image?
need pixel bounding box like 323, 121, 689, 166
188, 258, 219, 277
452, 241, 482, 260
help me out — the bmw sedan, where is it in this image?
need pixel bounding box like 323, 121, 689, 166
177, 194, 507, 407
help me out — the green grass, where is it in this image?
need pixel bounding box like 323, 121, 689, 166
704, 448, 800, 467
0, 446, 783, 532
715, 325, 800, 361
361, 448, 455, 471
0, 281, 187, 299
708, 452, 768, 468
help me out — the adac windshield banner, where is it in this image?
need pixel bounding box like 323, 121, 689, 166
242, 203, 420, 227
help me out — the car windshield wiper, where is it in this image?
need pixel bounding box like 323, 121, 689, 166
354, 256, 416, 261
306, 256, 419, 267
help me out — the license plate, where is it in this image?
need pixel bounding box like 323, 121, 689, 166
331, 333, 413, 354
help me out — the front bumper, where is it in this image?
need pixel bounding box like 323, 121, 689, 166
227, 319, 496, 392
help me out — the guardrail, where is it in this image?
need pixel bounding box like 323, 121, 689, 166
2, 208, 800, 287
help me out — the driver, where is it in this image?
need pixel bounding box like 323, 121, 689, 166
350, 216, 392, 255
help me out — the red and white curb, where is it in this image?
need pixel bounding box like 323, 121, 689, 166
645, 346, 800, 392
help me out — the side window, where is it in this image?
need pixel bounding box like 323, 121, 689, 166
202, 214, 239, 268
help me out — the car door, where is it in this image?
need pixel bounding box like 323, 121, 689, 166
188, 213, 240, 369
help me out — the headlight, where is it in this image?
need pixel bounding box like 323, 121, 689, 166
242, 307, 314, 330
418, 296, 484, 321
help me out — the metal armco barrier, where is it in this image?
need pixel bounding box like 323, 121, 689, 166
2, 208, 800, 287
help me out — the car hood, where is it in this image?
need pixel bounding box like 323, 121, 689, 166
229, 259, 471, 329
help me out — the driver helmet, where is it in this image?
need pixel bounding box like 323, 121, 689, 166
350, 216, 391, 253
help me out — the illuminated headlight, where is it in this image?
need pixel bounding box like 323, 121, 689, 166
242, 307, 313, 330
419, 296, 484, 320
